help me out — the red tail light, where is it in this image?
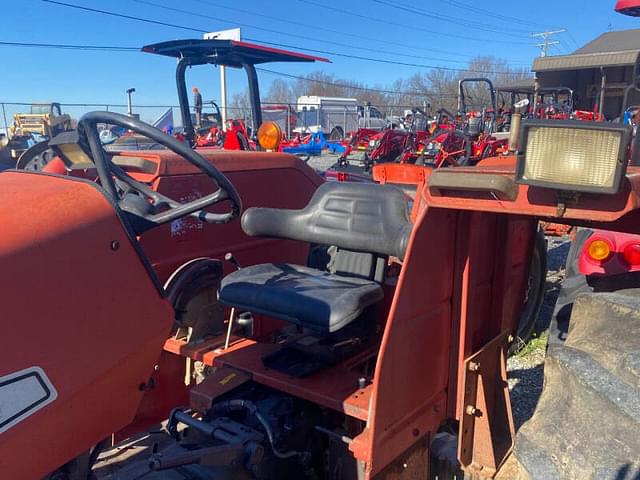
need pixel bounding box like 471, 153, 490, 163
622, 243, 640, 265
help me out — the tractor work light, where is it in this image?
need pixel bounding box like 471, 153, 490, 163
516, 120, 631, 194
257, 121, 282, 151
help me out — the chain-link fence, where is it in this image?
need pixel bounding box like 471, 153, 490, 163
1, 100, 440, 139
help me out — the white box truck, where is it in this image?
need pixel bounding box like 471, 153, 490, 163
296, 96, 387, 139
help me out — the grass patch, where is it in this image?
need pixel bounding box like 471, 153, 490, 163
515, 331, 549, 358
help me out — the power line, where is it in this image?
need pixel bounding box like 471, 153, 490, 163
41, 0, 532, 75
294, 0, 534, 45
566, 32, 582, 51
133, 0, 517, 66
0, 40, 520, 99
371, 0, 534, 36
440, 0, 560, 30
248, 39, 530, 74
189, 0, 497, 61
255, 67, 458, 98
42, 0, 206, 33
0, 40, 138, 51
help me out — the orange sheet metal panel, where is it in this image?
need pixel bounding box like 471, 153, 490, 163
133, 150, 324, 283
0, 172, 174, 479
351, 207, 456, 477
422, 165, 640, 227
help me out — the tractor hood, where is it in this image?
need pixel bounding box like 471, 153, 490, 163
0, 171, 173, 478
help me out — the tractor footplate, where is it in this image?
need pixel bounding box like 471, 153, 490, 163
263, 330, 367, 377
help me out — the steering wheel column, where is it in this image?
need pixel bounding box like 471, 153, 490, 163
79, 111, 242, 233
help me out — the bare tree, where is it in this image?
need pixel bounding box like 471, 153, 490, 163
240, 57, 532, 126
264, 79, 294, 105
229, 90, 251, 124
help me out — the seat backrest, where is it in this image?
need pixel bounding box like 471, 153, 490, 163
241, 182, 413, 260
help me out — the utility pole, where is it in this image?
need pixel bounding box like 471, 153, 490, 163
126, 88, 136, 116
203, 28, 241, 132
531, 29, 566, 57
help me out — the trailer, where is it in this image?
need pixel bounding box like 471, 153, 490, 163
296, 96, 387, 139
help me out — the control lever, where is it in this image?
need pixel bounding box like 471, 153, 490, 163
224, 252, 242, 270
224, 252, 241, 349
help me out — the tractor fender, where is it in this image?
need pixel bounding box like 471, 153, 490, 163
163, 257, 226, 340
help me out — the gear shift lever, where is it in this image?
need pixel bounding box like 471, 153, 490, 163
224, 252, 241, 349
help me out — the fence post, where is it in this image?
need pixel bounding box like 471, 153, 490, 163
343, 106, 346, 135
1, 103, 8, 137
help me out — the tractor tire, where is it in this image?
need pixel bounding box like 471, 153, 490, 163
512, 291, 640, 479
510, 228, 547, 354
237, 132, 251, 151
549, 228, 594, 345
329, 127, 344, 141
15, 140, 55, 171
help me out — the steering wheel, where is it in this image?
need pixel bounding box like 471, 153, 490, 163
79, 111, 241, 228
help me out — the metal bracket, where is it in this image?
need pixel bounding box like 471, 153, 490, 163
458, 332, 515, 478
555, 191, 580, 218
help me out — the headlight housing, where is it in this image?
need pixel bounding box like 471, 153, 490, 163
516, 120, 631, 194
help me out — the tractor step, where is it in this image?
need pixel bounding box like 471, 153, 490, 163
514, 292, 640, 479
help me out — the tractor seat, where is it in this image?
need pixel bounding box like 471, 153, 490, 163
219, 182, 412, 334
219, 263, 383, 333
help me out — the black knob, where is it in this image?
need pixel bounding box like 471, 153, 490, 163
225, 252, 242, 270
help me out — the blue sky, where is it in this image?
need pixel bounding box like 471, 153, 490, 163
0, 0, 638, 122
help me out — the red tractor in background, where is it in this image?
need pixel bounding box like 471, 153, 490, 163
327, 78, 508, 183
428, 78, 509, 167
534, 87, 574, 120
326, 108, 434, 182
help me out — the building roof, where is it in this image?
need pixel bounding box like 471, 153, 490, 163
495, 78, 535, 93
533, 29, 640, 72
574, 29, 640, 55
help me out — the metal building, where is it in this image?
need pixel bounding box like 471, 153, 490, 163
533, 29, 640, 120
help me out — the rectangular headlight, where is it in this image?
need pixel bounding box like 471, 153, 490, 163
516, 120, 631, 194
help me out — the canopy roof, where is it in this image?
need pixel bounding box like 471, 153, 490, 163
142, 39, 330, 68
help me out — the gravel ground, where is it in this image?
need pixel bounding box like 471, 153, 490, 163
306, 152, 369, 173
507, 236, 570, 429
307, 153, 343, 172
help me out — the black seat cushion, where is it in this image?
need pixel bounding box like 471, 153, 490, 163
219, 263, 383, 333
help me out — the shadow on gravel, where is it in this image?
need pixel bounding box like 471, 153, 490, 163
614, 464, 640, 480
547, 240, 570, 271
508, 364, 545, 430
536, 239, 570, 332
509, 237, 570, 430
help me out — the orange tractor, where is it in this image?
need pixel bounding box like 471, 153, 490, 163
1, 98, 640, 479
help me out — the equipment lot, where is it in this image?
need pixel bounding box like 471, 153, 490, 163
2, 2, 640, 478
